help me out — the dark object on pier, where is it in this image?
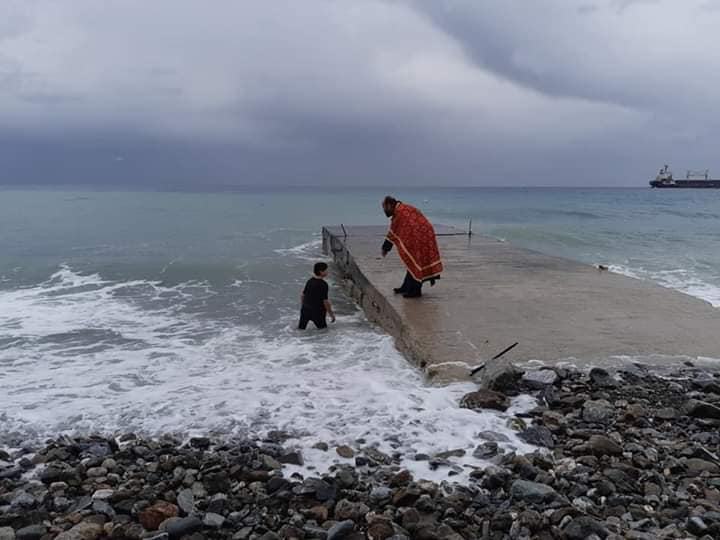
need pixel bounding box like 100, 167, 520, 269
470, 342, 519, 376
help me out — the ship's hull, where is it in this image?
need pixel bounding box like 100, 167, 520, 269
650, 180, 720, 188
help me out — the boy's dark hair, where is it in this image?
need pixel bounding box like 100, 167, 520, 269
313, 262, 328, 276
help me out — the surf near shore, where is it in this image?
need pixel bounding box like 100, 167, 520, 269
2, 362, 720, 540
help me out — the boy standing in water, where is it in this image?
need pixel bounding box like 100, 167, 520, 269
299, 262, 336, 330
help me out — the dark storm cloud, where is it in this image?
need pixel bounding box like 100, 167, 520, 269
0, 0, 718, 186
412, 0, 718, 113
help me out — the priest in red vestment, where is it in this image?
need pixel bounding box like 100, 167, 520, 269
381, 196, 443, 298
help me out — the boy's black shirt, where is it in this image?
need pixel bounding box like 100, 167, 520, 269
302, 277, 328, 311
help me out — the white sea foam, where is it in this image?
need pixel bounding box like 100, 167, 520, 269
273, 239, 323, 260
0, 265, 536, 482
609, 264, 720, 307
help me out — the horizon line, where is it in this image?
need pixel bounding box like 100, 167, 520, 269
0, 183, 649, 191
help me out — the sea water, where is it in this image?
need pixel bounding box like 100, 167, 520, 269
1, 187, 718, 480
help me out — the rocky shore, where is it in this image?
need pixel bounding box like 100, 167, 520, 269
2, 362, 720, 539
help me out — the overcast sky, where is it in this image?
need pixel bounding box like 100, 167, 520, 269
1, 0, 719, 187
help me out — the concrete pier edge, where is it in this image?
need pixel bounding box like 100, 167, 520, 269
323, 225, 720, 384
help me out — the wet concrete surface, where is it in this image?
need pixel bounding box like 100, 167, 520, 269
323, 225, 720, 382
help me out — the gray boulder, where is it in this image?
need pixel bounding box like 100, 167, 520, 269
518, 426, 554, 448
477, 357, 524, 392
327, 520, 355, 540
583, 399, 615, 424
563, 516, 609, 539
522, 369, 558, 389
510, 480, 559, 504
459, 389, 510, 412
684, 399, 720, 419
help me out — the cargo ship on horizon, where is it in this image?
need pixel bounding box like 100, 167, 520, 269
650, 165, 720, 188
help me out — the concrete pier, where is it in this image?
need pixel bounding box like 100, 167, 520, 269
323, 225, 720, 382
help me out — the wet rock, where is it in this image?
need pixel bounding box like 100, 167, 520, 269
326, 520, 355, 540
39, 463, 76, 484
459, 389, 510, 412
563, 516, 609, 539
261, 455, 282, 470
477, 431, 510, 443
473, 441, 499, 459
482, 466, 511, 489
389, 470, 413, 487
139, 501, 179, 531
302, 478, 336, 502
518, 426, 554, 448
506, 417, 527, 431
10, 490, 35, 509
15, 526, 46, 540
0, 467, 22, 480
477, 357, 524, 392
55, 522, 104, 540
110, 522, 144, 540
684, 399, 720, 419
684, 458, 720, 475
335, 499, 369, 521
0, 527, 15, 540
189, 437, 210, 449
522, 369, 558, 389
655, 407, 679, 420
581, 435, 623, 456
92, 499, 115, 517
163, 517, 202, 540
415, 494, 435, 513
434, 449, 465, 459
86, 466, 107, 478
202, 513, 224, 528
583, 400, 615, 424
176, 489, 194, 515
336, 446, 354, 459
625, 531, 656, 540
366, 517, 394, 540
336, 469, 357, 489
306, 505, 329, 523
589, 367, 617, 387
693, 377, 720, 394
392, 487, 421, 507
278, 451, 303, 466
203, 471, 231, 493
267, 476, 290, 494
518, 510, 542, 532
510, 480, 559, 504
363, 448, 391, 465
687, 516, 709, 535
91, 489, 113, 501
370, 487, 392, 502
399, 508, 420, 531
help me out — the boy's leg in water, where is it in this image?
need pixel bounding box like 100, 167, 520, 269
313, 311, 328, 329
298, 308, 310, 330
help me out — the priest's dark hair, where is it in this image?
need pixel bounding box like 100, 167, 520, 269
383, 195, 398, 207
